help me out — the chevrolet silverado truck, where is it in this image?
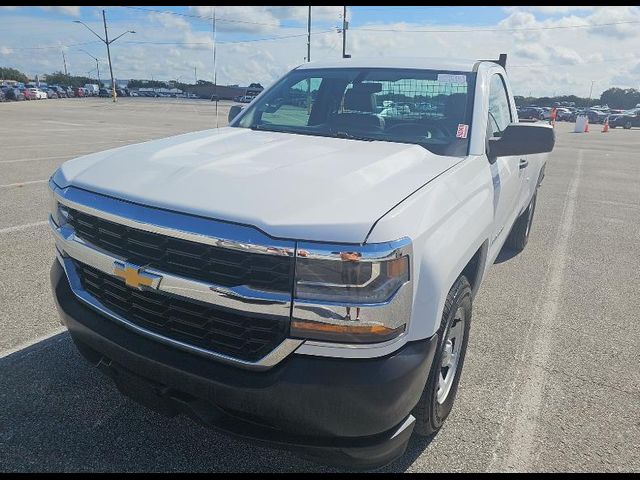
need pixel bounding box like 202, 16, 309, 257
49, 56, 554, 469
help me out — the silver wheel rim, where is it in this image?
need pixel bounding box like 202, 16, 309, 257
436, 307, 465, 404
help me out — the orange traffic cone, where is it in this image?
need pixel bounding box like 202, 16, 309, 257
584, 119, 589, 133
602, 118, 609, 133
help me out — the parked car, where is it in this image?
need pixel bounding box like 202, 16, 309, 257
564, 109, 606, 124
98, 88, 111, 97
555, 107, 572, 121
517, 106, 544, 120
74, 87, 85, 98
586, 109, 608, 124
3, 87, 24, 101
29, 88, 48, 100
0, 89, 5, 102
608, 108, 640, 129
20, 88, 33, 100
48, 55, 555, 470
56, 86, 69, 98
46, 88, 59, 99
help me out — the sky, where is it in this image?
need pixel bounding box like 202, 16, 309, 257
1, 5, 639, 97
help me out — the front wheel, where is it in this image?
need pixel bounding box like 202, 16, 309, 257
624, 121, 632, 129
413, 276, 472, 437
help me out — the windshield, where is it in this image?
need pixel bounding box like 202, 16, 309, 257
233, 67, 476, 156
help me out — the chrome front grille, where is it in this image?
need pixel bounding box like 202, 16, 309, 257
50, 183, 301, 369
73, 260, 289, 362
66, 207, 294, 293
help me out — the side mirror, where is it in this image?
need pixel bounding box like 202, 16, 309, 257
488, 123, 555, 158
228, 104, 243, 124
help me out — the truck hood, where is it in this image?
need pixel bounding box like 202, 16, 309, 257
56, 127, 461, 243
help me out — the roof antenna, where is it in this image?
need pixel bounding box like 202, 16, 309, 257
497, 53, 507, 70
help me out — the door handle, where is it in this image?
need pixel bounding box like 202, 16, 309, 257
519, 158, 528, 169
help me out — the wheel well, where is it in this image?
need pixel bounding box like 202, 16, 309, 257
460, 245, 486, 294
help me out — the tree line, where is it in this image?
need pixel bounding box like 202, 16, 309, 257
3, 65, 639, 109
515, 88, 639, 110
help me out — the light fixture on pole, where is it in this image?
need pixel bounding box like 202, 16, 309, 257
73, 10, 135, 102
78, 49, 102, 86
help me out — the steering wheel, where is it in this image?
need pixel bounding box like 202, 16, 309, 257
385, 122, 450, 138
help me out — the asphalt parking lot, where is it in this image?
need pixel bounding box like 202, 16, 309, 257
1, 98, 639, 472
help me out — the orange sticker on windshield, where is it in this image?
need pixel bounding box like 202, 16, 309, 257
456, 124, 469, 139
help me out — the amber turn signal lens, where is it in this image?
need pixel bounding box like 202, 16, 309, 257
290, 319, 405, 343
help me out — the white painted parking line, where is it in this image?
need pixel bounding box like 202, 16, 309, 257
0, 155, 71, 164
0, 221, 49, 234
0, 327, 67, 360
42, 120, 85, 127
490, 149, 583, 472
1, 141, 129, 150
0, 179, 48, 189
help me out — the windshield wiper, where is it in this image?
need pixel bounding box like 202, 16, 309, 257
330, 130, 375, 141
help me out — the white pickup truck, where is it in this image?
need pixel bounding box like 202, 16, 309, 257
49, 55, 554, 469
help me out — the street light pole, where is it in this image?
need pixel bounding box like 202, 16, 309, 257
102, 10, 117, 102
341, 6, 350, 59
307, 6, 311, 62
79, 49, 101, 86
588, 80, 595, 106
61, 49, 68, 76
73, 10, 135, 103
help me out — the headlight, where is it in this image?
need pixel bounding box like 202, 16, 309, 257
48, 179, 69, 227
291, 239, 411, 343
294, 252, 409, 304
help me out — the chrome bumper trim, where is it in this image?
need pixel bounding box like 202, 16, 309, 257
51, 181, 295, 257
50, 216, 291, 314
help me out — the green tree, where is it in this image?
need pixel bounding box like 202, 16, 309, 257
0, 66, 29, 83
44, 71, 98, 88
127, 79, 168, 89
599, 88, 640, 109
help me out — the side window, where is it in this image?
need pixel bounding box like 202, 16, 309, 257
487, 74, 512, 137
259, 78, 321, 127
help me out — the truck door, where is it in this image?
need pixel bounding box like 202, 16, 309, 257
486, 73, 526, 249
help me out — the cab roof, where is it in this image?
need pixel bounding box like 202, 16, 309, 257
295, 57, 485, 72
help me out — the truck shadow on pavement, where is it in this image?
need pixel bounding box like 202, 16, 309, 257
493, 246, 521, 264
0, 333, 433, 473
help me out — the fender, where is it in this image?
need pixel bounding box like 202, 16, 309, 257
367, 155, 494, 340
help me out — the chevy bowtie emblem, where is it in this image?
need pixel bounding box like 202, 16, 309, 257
113, 261, 162, 290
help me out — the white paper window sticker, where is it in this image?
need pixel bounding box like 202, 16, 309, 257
456, 124, 469, 139
437, 74, 467, 84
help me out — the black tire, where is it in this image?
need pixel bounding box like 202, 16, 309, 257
505, 192, 537, 252
413, 276, 472, 437
624, 121, 632, 130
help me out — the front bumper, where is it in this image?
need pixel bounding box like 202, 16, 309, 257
51, 260, 437, 469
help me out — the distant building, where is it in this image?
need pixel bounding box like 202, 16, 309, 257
103, 79, 130, 89
184, 83, 263, 100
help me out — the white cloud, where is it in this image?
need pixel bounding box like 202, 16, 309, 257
149, 12, 191, 31
1, 7, 639, 97
549, 46, 583, 65
504, 6, 596, 16
40, 6, 82, 16
189, 6, 342, 34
